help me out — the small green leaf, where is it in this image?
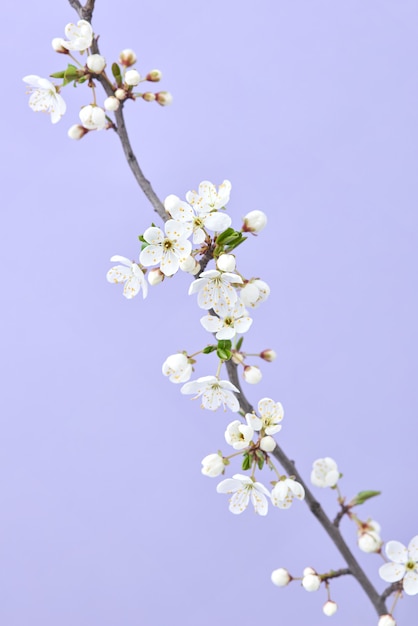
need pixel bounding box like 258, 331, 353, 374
217, 339, 232, 350
202, 345, 217, 354
138, 234, 146, 242
216, 348, 231, 361
225, 236, 247, 253
215, 228, 235, 245
112, 62, 123, 85
50, 70, 66, 79
241, 453, 251, 471
351, 490, 382, 506
235, 337, 244, 351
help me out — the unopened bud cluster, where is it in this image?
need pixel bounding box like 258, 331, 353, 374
23, 19, 171, 133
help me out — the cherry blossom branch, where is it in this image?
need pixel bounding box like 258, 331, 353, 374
67, 1, 167, 221
271, 444, 387, 616
65, 0, 390, 620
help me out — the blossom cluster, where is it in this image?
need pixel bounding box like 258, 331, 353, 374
23, 19, 172, 134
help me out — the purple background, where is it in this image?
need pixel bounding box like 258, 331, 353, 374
4, 0, 418, 624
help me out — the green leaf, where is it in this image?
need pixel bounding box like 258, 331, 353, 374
215, 228, 235, 245
216, 348, 231, 361
202, 345, 217, 354
235, 337, 244, 351
50, 70, 66, 79
225, 236, 247, 253
351, 490, 382, 506
138, 234, 146, 242
112, 62, 122, 86
241, 453, 251, 471
217, 339, 232, 350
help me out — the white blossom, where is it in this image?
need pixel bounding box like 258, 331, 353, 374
119, 49, 137, 67
179, 255, 200, 274
79, 105, 107, 130
87, 54, 106, 73
201, 453, 225, 477
224, 420, 254, 450
104, 96, 120, 112
246, 397, 284, 435
186, 180, 232, 212
379, 535, 418, 595
106, 255, 148, 299
51, 38, 67, 53
259, 435, 276, 452
61, 19, 93, 52
378, 616, 396, 626
164, 194, 231, 245
181, 376, 239, 412
271, 568, 291, 587
189, 269, 243, 317
242, 210, 267, 233
139, 220, 192, 277
147, 268, 165, 285
240, 279, 270, 308
23, 75, 66, 124
243, 365, 262, 384
302, 570, 321, 592
216, 473, 270, 515
323, 600, 338, 616
162, 353, 192, 383
260, 349, 276, 362
358, 520, 383, 553
156, 92, 173, 106
67, 124, 87, 140
200, 301, 252, 340
310, 457, 340, 488
216, 254, 236, 272
125, 69, 141, 86
271, 478, 305, 509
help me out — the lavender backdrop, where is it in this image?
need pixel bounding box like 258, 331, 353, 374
3, 0, 418, 624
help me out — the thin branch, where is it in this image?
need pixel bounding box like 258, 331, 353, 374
67, 0, 95, 21
271, 443, 387, 616
322, 568, 352, 581
380, 581, 403, 603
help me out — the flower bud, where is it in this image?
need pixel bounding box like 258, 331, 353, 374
67, 124, 88, 140
216, 254, 236, 272
201, 453, 225, 477
231, 351, 245, 365
260, 435, 276, 452
302, 573, 321, 592
260, 349, 276, 362
125, 69, 141, 86
179, 256, 195, 272
358, 530, 382, 553
378, 616, 396, 626
142, 92, 156, 102
79, 105, 107, 131
323, 601, 338, 616
51, 37, 68, 53
271, 568, 291, 587
243, 365, 262, 384
242, 210, 267, 233
104, 96, 120, 112
86, 54, 106, 74
146, 69, 162, 82
303, 567, 316, 576
115, 88, 127, 100
147, 268, 165, 286
156, 91, 173, 106
119, 49, 137, 67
